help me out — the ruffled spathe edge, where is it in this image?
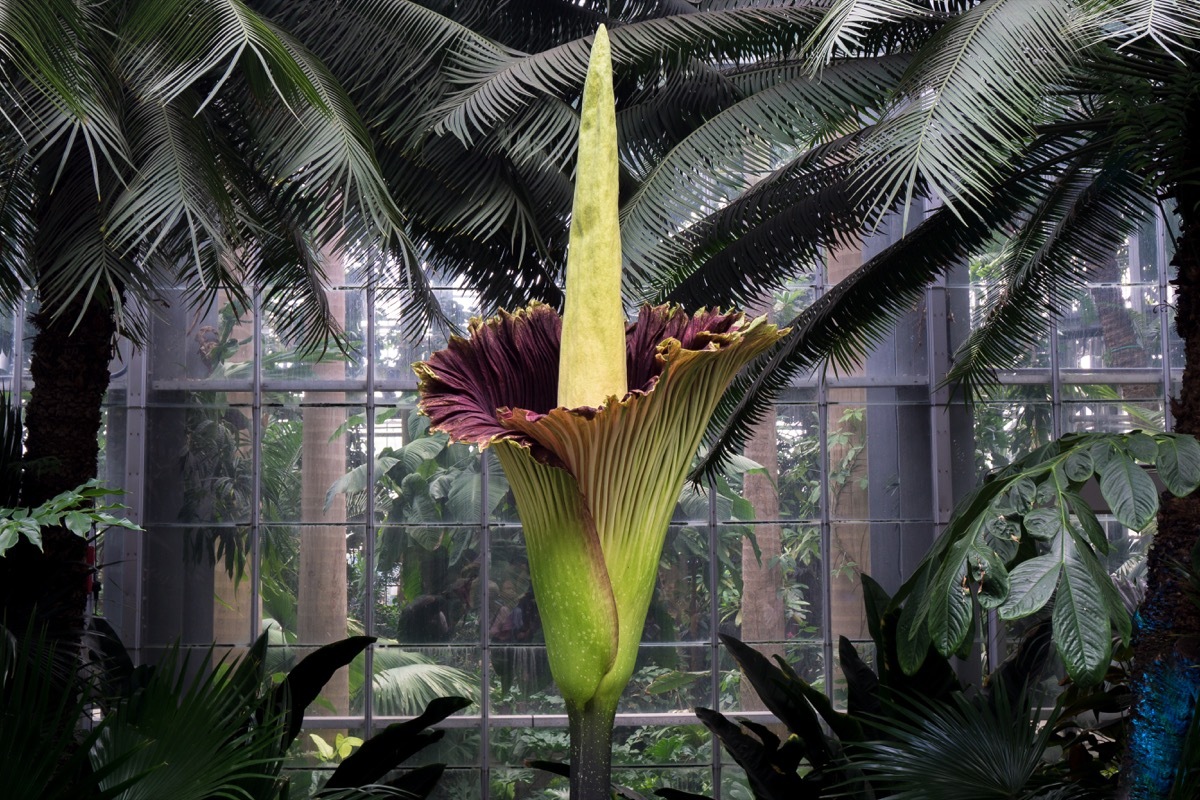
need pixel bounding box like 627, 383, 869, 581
414, 302, 778, 466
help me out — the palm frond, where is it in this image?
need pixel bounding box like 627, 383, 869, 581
1081, 0, 1200, 57
803, 0, 938, 66
659, 149, 868, 310
622, 56, 908, 298
427, 8, 825, 143
265, 0, 509, 145
0, 144, 37, 306
104, 90, 236, 274
0, 623, 111, 800
33, 166, 157, 340
854, 0, 1079, 226
369, 650, 478, 717
847, 688, 1064, 799
0, 0, 86, 121
693, 158, 1053, 482
617, 60, 745, 181
125, 0, 401, 239
945, 152, 1155, 398
92, 645, 284, 800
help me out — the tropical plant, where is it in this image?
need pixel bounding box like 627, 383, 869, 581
0, 479, 138, 559
415, 27, 786, 800
674, 578, 1080, 800
896, 430, 1200, 686
348, 2, 1200, 793
0, 0, 416, 640
0, 622, 469, 800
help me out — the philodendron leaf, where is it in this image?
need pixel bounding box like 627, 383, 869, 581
401, 434, 449, 471
969, 544, 1010, 610
1097, 447, 1158, 530
998, 553, 1061, 620
927, 552, 973, 657
324, 456, 400, 511
1023, 508, 1063, 541
1156, 434, 1200, 496
1053, 554, 1111, 685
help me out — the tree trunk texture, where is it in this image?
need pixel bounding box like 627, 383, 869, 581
1089, 251, 1156, 401
0, 296, 115, 638
826, 245, 871, 645
297, 248, 350, 716
1122, 82, 1200, 798
740, 408, 784, 711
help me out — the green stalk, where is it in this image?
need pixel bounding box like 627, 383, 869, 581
568, 696, 618, 800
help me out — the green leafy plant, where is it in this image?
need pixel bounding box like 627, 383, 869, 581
0, 479, 138, 558
0, 625, 469, 800
679, 577, 1070, 800
897, 430, 1200, 685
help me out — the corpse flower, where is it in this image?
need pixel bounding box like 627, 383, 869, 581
415, 26, 785, 800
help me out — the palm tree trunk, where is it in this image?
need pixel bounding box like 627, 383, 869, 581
297, 248, 349, 714
1122, 84, 1200, 799
0, 296, 116, 638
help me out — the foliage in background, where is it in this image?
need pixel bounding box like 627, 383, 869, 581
674, 577, 1105, 800
898, 430, 1200, 685
0, 625, 469, 800
0, 480, 137, 559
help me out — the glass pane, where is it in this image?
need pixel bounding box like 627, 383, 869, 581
375, 287, 479, 386
262, 287, 367, 385
140, 525, 252, 647
259, 524, 365, 648
967, 392, 1054, 476
145, 395, 253, 525
1057, 284, 1163, 374
370, 645, 482, 720
260, 397, 365, 524
374, 526, 481, 644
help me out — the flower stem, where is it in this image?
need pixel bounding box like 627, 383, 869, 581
567, 696, 617, 800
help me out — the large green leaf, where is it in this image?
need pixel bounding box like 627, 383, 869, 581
1155, 433, 1200, 497
1097, 446, 1158, 530
325, 456, 401, 511
926, 547, 974, 657
1052, 551, 1112, 685
998, 553, 1061, 621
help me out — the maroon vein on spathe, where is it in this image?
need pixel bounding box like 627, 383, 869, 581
416, 303, 746, 453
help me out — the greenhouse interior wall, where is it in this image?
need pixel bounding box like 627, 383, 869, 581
0, 212, 1176, 798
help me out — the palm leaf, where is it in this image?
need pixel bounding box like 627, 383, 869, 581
0, 145, 38, 306
622, 57, 908, 298
371, 656, 479, 717
945, 148, 1155, 398
427, 8, 826, 143
803, 0, 937, 66
656, 135, 869, 309
1081, 0, 1200, 56
692, 153, 1059, 481
104, 89, 236, 274
33, 164, 157, 339
91, 646, 284, 800
854, 0, 1079, 226
846, 688, 1064, 799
